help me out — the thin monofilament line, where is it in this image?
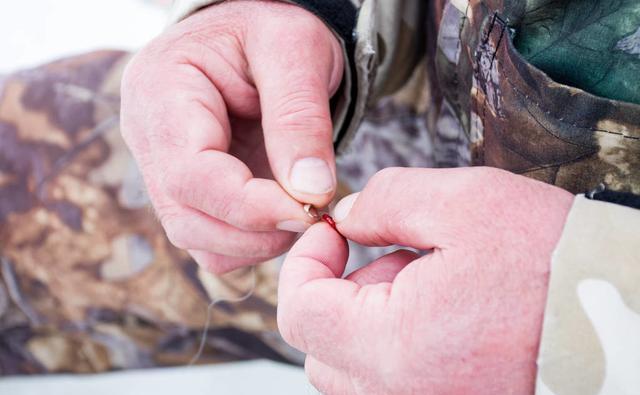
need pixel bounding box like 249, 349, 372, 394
188, 266, 257, 366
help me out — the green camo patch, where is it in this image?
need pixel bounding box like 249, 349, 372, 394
514, 0, 640, 105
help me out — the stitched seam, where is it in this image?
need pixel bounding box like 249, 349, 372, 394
522, 100, 591, 148
501, 70, 640, 141
457, 2, 470, 54
478, 13, 640, 142
516, 151, 596, 175
450, 2, 470, 109
494, 120, 594, 168
476, 13, 607, 171
479, 13, 504, 136
498, 37, 640, 141
478, 15, 495, 134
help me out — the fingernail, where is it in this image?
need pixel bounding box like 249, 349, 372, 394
290, 157, 334, 195
276, 220, 310, 233
332, 193, 359, 222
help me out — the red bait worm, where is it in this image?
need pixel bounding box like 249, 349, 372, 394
321, 213, 338, 231
304, 204, 342, 235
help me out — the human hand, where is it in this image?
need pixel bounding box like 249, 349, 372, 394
120, 1, 343, 273
277, 167, 574, 394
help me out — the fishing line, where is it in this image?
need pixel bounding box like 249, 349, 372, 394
189, 205, 338, 366
188, 265, 257, 366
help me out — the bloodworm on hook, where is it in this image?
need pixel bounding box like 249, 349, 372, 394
322, 213, 338, 231
304, 204, 342, 236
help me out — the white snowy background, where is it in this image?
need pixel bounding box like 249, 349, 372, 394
0, 0, 167, 73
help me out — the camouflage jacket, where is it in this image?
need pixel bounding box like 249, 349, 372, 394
176, 1, 640, 394
1, 1, 639, 393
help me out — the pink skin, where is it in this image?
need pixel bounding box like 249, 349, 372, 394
120, 1, 343, 273
278, 167, 574, 395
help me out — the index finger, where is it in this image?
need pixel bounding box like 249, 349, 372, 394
121, 50, 316, 231
277, 223, 389, 370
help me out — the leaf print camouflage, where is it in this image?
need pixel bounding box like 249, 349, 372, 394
514, 0, 640, 105
0, 51, 301, 375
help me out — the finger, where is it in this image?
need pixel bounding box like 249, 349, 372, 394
188, 250, 262, 274
305, 356, 356, 395
345, 249, 418, 286
122, 51, 315, 233
278, 223, 386, 370
247, 15, 344, 207
332, 168, 481, 250
160, 205, 295, 259
164, 150, 315, 231
121, 51, 233, 156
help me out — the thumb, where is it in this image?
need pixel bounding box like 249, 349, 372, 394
331, 168, 467, 250
247, 14, 344, 207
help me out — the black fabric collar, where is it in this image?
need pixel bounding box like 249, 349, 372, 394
290, 0, 359, 149
586, 184, 640, 210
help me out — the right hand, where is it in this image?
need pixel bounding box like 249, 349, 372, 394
120, 1, 344, 273
277, 167, 574, 394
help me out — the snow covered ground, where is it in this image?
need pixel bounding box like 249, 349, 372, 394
0, 0, 167, 73
0, 360, 314, 395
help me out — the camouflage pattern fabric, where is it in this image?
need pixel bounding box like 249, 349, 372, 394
430, 0, 640, 194
514, 0, 640, 106
0, 51, 302, 375
536, 195, 640, 395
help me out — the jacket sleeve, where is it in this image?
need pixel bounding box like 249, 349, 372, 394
536, 194, 640, 395
168, 0, 426, 152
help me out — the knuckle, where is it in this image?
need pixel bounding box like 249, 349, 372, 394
215, 193, 238, 224
121, 41, 166, 94
247, 232, 292, 258
162, 169, 189, 204
159, 213, 190, 250
374, 167, 404, 183
223, 206, 247, 228
277, 11, 333, 46
459, 166, 510, 197
121, 34, 190, 102
163, 166, 210, 214
119, 57, 146, 139
272, 89, 331, 130
474, 166, 505, 182
120, 53, 146, 94
221, 189, 249, 227
367, 167, 404, 193
264, 233, 295, 255
120, 46, 174, 144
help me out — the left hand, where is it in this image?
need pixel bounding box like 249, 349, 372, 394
277, 167, 574, 394
120, 1, 343, 273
